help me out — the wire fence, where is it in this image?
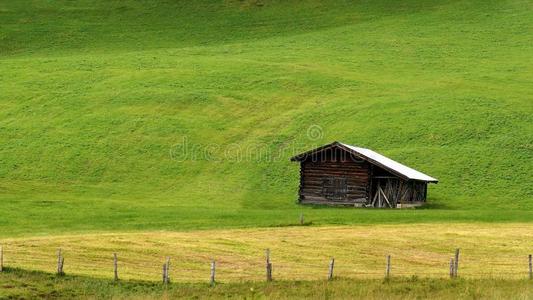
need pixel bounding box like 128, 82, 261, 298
1, 245, 532, 283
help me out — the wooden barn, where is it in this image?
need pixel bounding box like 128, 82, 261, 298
291, 141, 438, 208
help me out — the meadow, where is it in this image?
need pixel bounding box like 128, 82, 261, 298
2, 224, 533, 282
0, 0, 532, 298
0, 0, 531, 237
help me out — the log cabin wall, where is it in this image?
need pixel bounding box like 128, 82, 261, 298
298, 148, 370, 205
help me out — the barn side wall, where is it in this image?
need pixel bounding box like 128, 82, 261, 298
299, 158, 370, 206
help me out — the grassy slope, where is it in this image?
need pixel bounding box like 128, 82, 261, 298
0, 0, 532, 236
2, 269, 533, 300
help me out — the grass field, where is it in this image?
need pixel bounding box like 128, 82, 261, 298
0, 0, 532, 237
2, 268, 533, 299
2, 224, 533, 282
0, 0, 532, 298
3, 223, 533, 299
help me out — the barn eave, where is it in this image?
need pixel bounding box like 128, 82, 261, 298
290, 141, 438, 183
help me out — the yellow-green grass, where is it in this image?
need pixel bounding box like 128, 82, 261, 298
3, 224, 533, 283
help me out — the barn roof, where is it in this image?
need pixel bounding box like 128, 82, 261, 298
290, 141, 438, 183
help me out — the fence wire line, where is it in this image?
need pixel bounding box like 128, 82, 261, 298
2, 245, 532, 279
7, 258, 529, 268
3, 263, 533, 281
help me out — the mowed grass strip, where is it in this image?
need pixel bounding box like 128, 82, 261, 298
2, 223, 533, 282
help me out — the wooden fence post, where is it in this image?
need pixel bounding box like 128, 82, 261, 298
210, 259, 216, 286
166, 257, 170, 274
528, 254, 533, 280
328, 257, 335, 281
265, 249, 272, 282
385, 255, 391, 279
162, 263, 167, 284
165, 257, 170, 283
300, 213, 304, 225
113, 253, 118, 281
449, 258, 454, 278
57, 248, 64, 275
454, 248, 460, 278
0, 245, 3, 272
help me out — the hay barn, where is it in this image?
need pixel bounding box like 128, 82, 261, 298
291, 141, 438, 208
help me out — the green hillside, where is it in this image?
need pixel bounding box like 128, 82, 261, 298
1, 0, 532, 236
